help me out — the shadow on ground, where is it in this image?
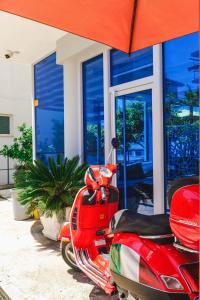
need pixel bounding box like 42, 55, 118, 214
89, 286, 118, 300
31, 220, 118, 299
30, 220, 60, 253
68, 269, 118, 299
0, 197, 7, 201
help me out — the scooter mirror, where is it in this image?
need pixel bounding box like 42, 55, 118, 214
111, 138, 119, 149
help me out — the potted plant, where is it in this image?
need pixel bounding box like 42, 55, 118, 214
16, 154, 88, 240
0, 123, 32, 220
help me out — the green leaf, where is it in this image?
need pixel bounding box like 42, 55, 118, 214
15, 154, 88, 218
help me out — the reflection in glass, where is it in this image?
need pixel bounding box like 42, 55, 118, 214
163, 32, 199, 209
110, 47, 153, 86
34, 53, 64, 164
83, 55, 104, 165
116, 89, 153, 214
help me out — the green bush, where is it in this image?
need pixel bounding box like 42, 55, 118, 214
0, 123, 32, 165
15, 154, 88, 220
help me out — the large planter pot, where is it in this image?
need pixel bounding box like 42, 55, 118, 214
40, 213, 64, 241
11, 189, 29, 221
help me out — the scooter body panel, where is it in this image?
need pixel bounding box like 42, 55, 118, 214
110, 232, 199, 299
66, 165, 119, 294
170, 184, 200, 251
58, 222, 70, 241
70, 185, 118, 250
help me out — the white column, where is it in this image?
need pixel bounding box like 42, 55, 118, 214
103, 49, 111, 163
31, 65, 36, 161
63, 58, 80, 159
152, 44, 165, 214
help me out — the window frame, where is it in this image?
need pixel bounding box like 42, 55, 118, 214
109, 44, 165, 215
82, 53, 105, 165
110, 47, 153, 87
0, 114, 13, 136
33, 52, 64, 163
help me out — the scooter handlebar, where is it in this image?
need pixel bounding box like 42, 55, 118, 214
88, 167, 97, 182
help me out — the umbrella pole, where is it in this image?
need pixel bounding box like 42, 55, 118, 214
128, 0, 138, 56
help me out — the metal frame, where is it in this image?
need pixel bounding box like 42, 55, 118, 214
152, 44, 164, 214
0, 113, 13, 137
0, 155, 14, 186
110, 81, 154, 209
70, 44, 164, 214
109, 44, 164, 215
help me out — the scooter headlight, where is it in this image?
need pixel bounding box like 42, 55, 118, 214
161, 275, 184, 290
99, 167, 112, 178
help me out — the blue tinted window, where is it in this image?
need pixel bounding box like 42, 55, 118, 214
163, 32, 199, 208
116, 90, 153, 214
110, 47, 153, 86
34, 53, 64, 163
83, 55, 104, 164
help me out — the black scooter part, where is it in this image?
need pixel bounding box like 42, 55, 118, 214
111, 271, 190, 300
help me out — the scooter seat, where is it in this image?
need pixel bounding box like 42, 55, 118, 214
110, 209, 172, 236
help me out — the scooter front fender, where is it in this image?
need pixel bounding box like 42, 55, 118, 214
58, 222, 71, 242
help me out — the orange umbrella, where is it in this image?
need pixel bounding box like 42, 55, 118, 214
0, 0, 199, 53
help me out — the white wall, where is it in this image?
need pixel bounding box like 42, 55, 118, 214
0, 60, 32, 185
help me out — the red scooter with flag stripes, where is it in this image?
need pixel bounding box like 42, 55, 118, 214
58, 139, 199, 300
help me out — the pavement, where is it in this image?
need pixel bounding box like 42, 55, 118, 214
0, 198, 118, 300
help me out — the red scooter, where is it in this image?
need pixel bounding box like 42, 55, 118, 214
59, 141, 199, 300
59, 161, 119, 294
109, 176, 199, 300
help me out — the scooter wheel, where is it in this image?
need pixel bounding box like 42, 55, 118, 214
117, 286, 129, 299
61, 241, 80, 271
117, 286, 140, 300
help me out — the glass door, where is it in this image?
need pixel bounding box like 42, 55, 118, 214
115, 89, 154, 214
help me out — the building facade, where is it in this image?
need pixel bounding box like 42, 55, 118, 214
33, 32, 199, 215
0, 60, 32, 186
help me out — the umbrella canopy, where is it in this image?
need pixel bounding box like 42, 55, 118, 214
0, 0, 198, 54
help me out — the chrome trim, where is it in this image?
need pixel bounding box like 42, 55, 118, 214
80, 250, 104, 278
140, 234, 174, 239
75, 248, 110, 286
170, 217, 200, 228
88, 190, 97, 202
160, 275, 184, 290
173, 243, 200, 254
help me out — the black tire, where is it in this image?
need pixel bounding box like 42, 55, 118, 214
117, 286, 141, 300
168, 176, 199, 208
117, 286, 128, 299
61, 241, 80, 271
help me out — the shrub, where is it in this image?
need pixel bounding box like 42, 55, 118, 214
0, 123, 32, 165
15, 154, 88, 220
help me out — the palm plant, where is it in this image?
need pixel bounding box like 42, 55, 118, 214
15, 154, 88, 220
